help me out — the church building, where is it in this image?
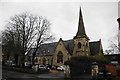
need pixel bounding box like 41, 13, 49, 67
27, 8, 103, 66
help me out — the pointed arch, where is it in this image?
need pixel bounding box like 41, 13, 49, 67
86, 43, 88, 47
43, 58, 46, 65
35, 58, 38, 63
57, 51, 63, 63
78, 42, 81, 48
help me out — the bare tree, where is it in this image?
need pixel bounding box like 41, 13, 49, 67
104, 18, 120, 63
2, 12, 55, 66
105, 35, 119, 55
106, 18, 120, 55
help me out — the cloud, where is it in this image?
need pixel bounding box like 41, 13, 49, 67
0, 2, 118, 51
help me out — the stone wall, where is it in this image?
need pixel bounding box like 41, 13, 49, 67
52, 39, 70, 66
72, 38, 90, 56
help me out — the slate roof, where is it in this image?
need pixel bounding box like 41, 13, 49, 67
27, 42, 57, 57
89, 41, 101, 55
27, 39, 74, 57
27, 39, 101, 57
63, 39, 74, 55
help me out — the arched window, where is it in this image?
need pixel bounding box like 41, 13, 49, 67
101, 50, 103, 53
78, 42, 81, 48
48, 59, 50, 64
57, 51, 63, 63
68, 58, 70, 60
51, 57, 53, 65
43, 58, 46, 65
86, 43, 88, 47
35, 58, 38, 63
39, 59, 41, 62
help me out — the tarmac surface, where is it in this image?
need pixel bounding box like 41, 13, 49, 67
2, 69, 93, 80
2, 69, 65, 79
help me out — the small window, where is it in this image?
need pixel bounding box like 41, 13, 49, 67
48, 59, 50, 64
39, 59, 41, 61
43, 58, 46, 62
101, 50, 103, 53
68, 58, 70, 60
86, 43, 88, 47
78, 42, 81, 48
35, 58, 38, 62
43, 58, 46, 65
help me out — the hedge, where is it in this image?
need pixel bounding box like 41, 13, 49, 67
64, 55, 110, 65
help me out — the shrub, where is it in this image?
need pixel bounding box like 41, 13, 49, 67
64, 55, 110, 78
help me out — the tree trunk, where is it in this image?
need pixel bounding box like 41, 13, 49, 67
32, 49, 37, 65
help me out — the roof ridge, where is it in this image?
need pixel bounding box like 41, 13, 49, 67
62, 39, 73, 42
89, 41, 100, 43
41, 41, 57, 45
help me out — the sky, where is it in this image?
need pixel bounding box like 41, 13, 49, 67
0, 2, 119, 52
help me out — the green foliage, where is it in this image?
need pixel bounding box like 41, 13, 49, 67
64, 56, 92, 66
92, 54, 110, 64
64, 54, 110, 78
65, 54, 110, 65
64, 73, 71, 78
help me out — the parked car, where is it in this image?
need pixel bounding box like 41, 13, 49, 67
45, 64, 52, 70
57, 66, 65, 71
51, 65, 58, 70
24, 61, 32, 68
39, 64, 46, 69
11, 63, 16, 67
39, 64, 50, 72
97, 71, 112, 80
32, 64, 49, 72
5, 60, 16, 67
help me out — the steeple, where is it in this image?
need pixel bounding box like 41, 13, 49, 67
74, 7, 89, 40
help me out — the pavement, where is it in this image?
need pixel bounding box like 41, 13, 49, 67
0, 62, 2, 80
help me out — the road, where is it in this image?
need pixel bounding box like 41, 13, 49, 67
2, 69, 93, 80
2, 69, 65, 80
0, 62, 2, 79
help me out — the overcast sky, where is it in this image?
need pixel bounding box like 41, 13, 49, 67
0, 2, 119, 51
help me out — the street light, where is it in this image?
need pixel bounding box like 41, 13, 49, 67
117, 18, 120, 64
117, 18, 120, 54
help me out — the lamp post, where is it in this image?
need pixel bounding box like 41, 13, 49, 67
117, 18, 120, 64
117, 18, 120, 54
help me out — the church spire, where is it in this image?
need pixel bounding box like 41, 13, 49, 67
74, 7, 89, 39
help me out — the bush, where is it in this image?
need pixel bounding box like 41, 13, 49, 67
92, 54, 110, 64
64, 73, 71, 78
65, 55, 110, 65
64, 55, 110, 78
